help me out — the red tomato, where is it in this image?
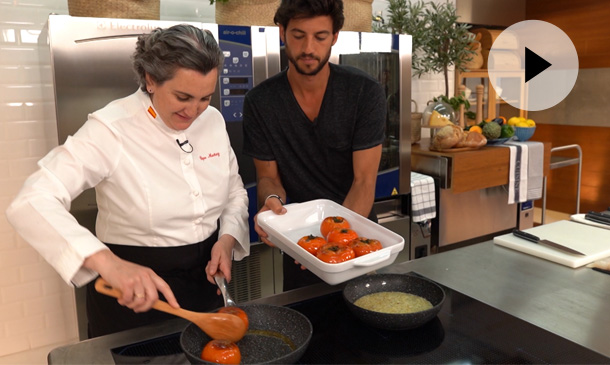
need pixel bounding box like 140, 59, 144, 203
217, 306, 249, 330
320, 216, 350, 239
326, 228, 358, 245
297, 234, 327, 256
200, 340, 241, 364
316, 242, 356, 264
350, 237, 383, 257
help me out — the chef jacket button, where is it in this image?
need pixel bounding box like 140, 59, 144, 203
183, 158, 191, 165
194, 218, 202, 224
193, 191, 200, 197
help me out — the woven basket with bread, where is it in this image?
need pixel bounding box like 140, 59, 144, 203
430, 125, 487, 151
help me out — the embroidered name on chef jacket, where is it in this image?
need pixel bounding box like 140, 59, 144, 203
199, 152, 220, 161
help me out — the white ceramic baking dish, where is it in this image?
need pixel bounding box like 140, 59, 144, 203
257, 199, 405, 285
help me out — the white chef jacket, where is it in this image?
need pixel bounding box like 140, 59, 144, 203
6, 90, 250, 287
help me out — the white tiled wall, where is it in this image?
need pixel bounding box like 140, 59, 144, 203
0, 0, 446, 360
0, 0, 78, 356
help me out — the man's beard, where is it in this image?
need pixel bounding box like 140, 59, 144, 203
286, 49, 331, 76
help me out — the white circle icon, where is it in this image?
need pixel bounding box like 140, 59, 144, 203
488, 20, 579, 112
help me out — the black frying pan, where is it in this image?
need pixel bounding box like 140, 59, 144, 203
343, 273, 446, 330
180, 304, 312, 364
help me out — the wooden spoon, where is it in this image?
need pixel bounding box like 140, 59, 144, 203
94, 278, 246, 342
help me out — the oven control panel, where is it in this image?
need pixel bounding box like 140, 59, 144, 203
218, 25, 253, 122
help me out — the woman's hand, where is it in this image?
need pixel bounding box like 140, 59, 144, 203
206, 234, 237, 284
84, 250, 179, 312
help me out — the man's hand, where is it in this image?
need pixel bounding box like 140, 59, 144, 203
254, 195, 287, 247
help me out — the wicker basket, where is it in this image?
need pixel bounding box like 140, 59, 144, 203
215, 0, 280, 26
216, 0, 372, 31
67, 0, 160, 20
343, 0, 373, 32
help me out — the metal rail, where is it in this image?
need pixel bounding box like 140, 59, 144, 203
541, 144, 582, 224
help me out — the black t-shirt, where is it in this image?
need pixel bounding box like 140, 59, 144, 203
242, 63, 386, 205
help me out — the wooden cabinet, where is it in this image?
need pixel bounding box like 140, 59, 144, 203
411, 139, 551, 247
412, 139, 550, 193
455, 69, 527, 122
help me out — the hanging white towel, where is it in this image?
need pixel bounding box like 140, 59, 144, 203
410, 172, 436, 222
501, 142, 529, 204
522, 141, 544, 200
493, 141, 544, 203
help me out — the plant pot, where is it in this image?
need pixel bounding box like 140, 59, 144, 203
215, 0, 280, 26
67, 0, 160, 19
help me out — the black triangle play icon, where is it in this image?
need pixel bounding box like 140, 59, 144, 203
525, 47, 552, 83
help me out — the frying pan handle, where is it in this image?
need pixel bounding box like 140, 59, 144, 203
353, 250, 391, 267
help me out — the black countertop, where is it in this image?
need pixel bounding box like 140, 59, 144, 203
49, 241, 610, 364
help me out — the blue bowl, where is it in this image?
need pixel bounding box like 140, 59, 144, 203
514, 126, 535, 141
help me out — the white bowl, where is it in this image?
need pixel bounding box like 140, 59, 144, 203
257, 199, 405, 285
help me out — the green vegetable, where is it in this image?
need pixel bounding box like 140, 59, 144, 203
500, 124, 515, 138
482, 122, 501, 139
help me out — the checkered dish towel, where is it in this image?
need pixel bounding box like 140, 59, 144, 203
411, 172, 436, 222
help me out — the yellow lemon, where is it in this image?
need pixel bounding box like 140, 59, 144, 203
516, 121, 529, 127
526, 119, 536, 127
518, 117, 526, 124
507, 117, 519, 126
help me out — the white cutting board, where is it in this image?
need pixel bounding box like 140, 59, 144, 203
570, 214, 610, 230
493, 220, 610, 268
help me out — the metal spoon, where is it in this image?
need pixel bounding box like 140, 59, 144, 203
94, 278, 246, 342
214, 274, 236, 307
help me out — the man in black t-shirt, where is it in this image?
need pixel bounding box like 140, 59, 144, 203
242, 0, 386, 291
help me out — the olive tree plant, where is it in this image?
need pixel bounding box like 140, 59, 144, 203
374, 0, 475, 97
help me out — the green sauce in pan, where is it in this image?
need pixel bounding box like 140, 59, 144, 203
355, 291, 433, 314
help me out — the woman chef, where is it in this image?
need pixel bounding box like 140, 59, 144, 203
6, 24, 250, 337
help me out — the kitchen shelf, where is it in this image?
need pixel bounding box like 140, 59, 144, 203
468, 98, 518, 106
455, 68, 527, 121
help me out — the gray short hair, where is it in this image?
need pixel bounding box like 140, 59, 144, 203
133, 24, 224, 92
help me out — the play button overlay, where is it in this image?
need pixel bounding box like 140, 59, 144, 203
524, 47, 551, 83
487, 20, 578, 111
